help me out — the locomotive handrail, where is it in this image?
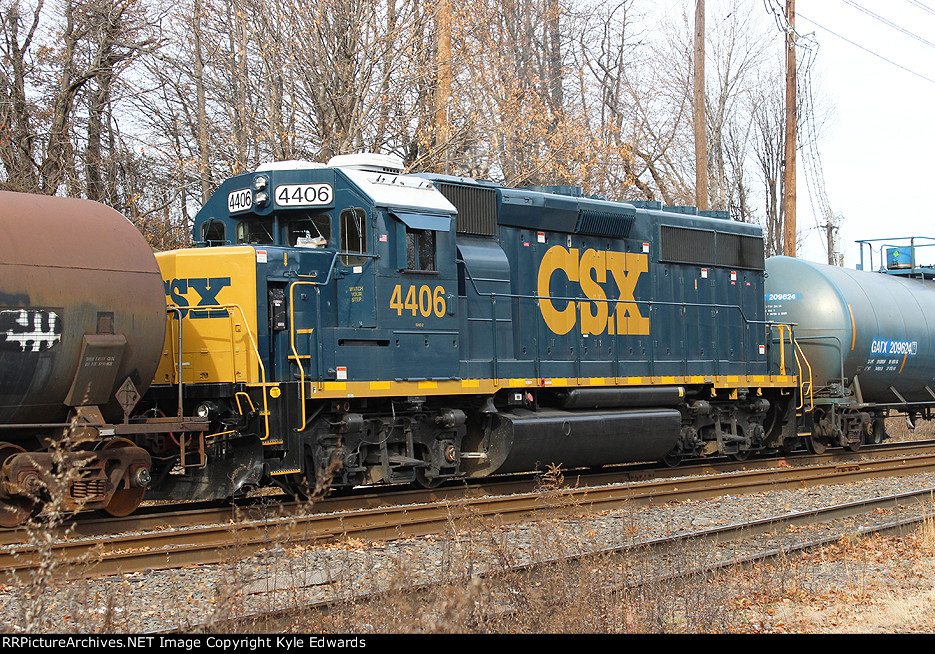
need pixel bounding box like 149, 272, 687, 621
456, 258, 772, 326
457, 257, 770, 379
772, 323, 791, 375
166, 302, 272, 441
285, 251, 379, 430
167, 306, 184, 418
288, 280, 323, 432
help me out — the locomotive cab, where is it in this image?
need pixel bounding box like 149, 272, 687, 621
144, 154, 467, 499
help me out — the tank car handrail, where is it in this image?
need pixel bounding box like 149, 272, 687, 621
793, 337, 814, 411
793, 334, 847, 401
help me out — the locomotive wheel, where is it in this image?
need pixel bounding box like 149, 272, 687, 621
415, 467, 444, 489
731, 450, 750, 462
806, 435, 828, 455
662, 444, 683, 467
844, 439, 861, 453
100, 438, 146, 518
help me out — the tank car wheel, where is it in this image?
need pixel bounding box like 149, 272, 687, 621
0, 498, 37, 528
0, 443, 40, 527
806, 435, 828, 455
869, 419, 886, 445
99, 438, 146, 518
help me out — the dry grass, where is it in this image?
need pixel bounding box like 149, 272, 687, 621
885, 414, 935, 442
4, 459, 935, 633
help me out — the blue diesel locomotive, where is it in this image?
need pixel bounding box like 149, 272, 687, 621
140, 153, 798, 502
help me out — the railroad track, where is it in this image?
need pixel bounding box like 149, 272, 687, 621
174, 485, 935, 634
3, 441, 935, 583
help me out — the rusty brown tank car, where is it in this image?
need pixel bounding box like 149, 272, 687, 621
0, 192, 170, 525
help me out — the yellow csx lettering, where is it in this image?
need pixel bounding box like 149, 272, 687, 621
537, 246, 649, 336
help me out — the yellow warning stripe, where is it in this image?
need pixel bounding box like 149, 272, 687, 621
261, 374, 797, 399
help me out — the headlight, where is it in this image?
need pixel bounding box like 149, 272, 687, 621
195, 401, 218, 419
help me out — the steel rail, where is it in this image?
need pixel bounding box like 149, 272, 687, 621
3, 447, 935, 582
4, 438, 932, 550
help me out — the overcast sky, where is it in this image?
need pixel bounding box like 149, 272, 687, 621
650, 1, 935, 269
772, 1, 935, 269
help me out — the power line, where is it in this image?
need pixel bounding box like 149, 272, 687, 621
842, 0, 935, 50
906, 0, 935, 19
797, 12, 935, 86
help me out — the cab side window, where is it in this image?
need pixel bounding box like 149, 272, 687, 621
406, 228, 435, 271
201, 220, 226, 246
340, 208, 367, 266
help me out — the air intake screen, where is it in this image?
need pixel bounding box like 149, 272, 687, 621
660, 226, 715, 266
576, 210, 635, 238
660, 225, 764, 270
434, 183, 498, 237
717, 232, 766, 269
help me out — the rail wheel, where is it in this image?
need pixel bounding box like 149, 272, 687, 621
869, 419, 886, 445
415, 466, 444, 489
731, 450, 751, 462
0, 442, 37, 528
0, 497, 36, 528
806, 435, 828, 455
100, 438, 146, 517
662, 443, 683, 468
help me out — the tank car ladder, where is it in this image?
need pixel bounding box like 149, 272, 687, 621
774, 323, 815, 441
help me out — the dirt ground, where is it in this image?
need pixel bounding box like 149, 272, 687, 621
722, 418, 935, 633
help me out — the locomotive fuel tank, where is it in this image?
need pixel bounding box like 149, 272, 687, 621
765, 256, 935, 404
0, 192, 166, 425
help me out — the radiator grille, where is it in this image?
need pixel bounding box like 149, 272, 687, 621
660, 225, 764, 270
575, 210, 635, 238
434, 182, 498, 237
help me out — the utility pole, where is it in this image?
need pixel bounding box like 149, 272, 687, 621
436, 0, 451, 174
783, 0, 797, 256
694, 0, 708, 211
824, 214, 843, 266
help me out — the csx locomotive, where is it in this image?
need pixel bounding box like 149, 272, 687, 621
0, 153, 932, 526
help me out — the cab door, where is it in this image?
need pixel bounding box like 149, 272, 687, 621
335, 207, 376, 328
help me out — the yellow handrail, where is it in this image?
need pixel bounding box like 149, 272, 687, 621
792, 337, 814, 411
288, 281, 320, 432
168, 303, 272, 441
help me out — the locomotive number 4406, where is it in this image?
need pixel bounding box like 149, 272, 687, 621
390, 284, 447, 318
275, 183, 333, 207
